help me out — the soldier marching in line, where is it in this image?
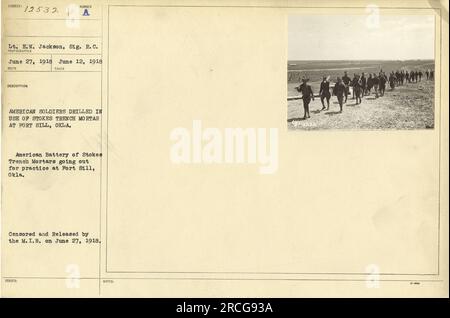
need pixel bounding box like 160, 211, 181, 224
354, 75, 363, 105
333, 77, 346, 113
360, 73, 367, 97
319, 76, 331, 111
351, 74, 359, 99
379, 72, 387, 97
372, 73, 380, 98
395, 70, 400, 86
342, 71, 351, 103
389, 72, 396, 90
366, 73, 373, 95
296, 77, 315, 120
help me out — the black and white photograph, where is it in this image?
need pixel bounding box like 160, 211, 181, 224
287, 14, 435, 130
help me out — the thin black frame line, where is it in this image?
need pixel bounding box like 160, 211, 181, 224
3, 70, 101, 73
1, 276, 444, 282
109, 5, 441, 9
104, 5, 443, 277
104, 270, 440, 276
5, 35, 101, 38
104, 4, 110, 279
437, 8, 442, 276
5, 53, 102, 56
5, 18, 101, 21
98, 4, 104, 297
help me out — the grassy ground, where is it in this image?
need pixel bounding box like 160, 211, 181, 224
287, 79, 435, 130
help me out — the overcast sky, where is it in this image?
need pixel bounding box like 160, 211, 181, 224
288, 15, 435, 61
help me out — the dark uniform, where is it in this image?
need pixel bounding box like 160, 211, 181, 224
367, 74, 373, 95
389, 73, 396, 90
351, 75, 359, 99
372, 74, 380, 98
354, 77, 362, 104
297, 82, 314, 119
342, 74, 351, 102
360, 74, 367, 96
319, 80, 331, 110
379, 74, 387, 96
396, 71, 402, 85
333, 81, 346, 112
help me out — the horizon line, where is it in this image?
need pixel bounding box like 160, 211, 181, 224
288, 58, 435, 62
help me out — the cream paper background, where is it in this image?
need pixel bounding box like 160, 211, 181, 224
1, 0, 448, 297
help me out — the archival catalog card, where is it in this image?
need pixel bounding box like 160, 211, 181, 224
1, 0, 448, 297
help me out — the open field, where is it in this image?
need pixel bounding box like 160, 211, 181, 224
288, 60, 434, 84
287, 60, 435, 130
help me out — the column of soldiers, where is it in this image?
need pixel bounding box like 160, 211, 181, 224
295, 68, 434, 120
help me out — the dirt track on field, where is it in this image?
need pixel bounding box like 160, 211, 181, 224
287, 80, 435, 130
